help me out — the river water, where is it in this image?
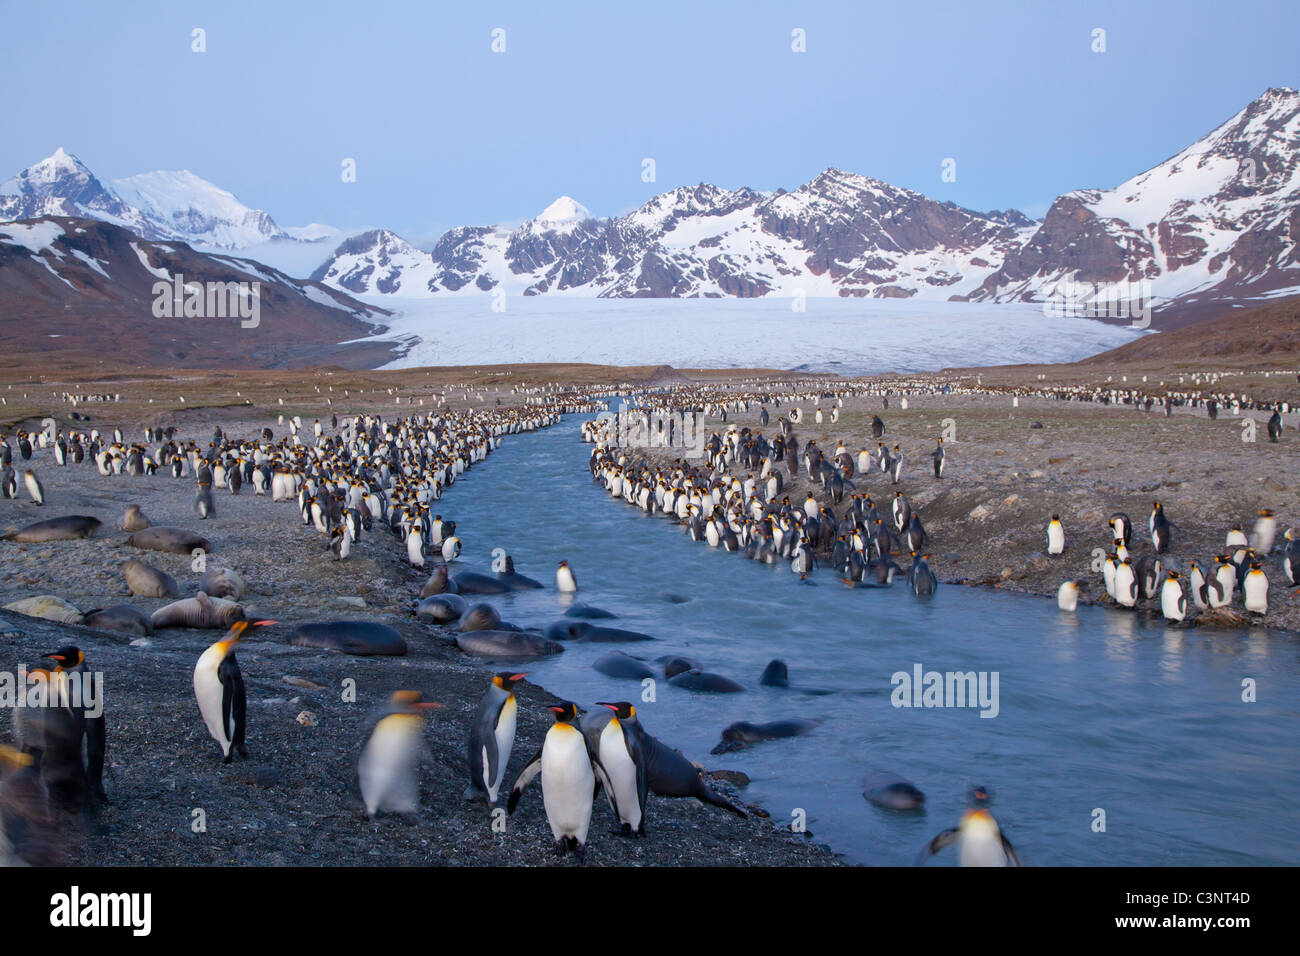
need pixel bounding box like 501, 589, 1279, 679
442, 416, 1300, 865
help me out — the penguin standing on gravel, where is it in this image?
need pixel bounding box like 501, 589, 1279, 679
1253, 509, 1278, 555
23, 469, 43, 506
930, 438, 945, 478
1150, 501, 1172, 554
1267, 411, 1282, 443
1160, 571, 1187, 622
193, 620, 273, 763
1108, 512, 1132, 548
1243, 562, 1269, 615
508, 702, 595, 861
589, 701, 649, 838
358, 691, 442, 818
1113, 558, 1139, 607
1284, 529, 1299, 587
465, 672, 525, 805
1046, 515, 1065, 555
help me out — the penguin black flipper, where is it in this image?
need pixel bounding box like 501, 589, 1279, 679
1000, 832, 1021, 867
218, 653, 247, 762
507, 748, 543, 814
917, 827, 959, 864
590, 756, 622, 822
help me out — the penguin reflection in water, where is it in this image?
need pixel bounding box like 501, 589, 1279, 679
508, 702, 595, 860
359, 691, 444, 818
918, 786, 1020, 867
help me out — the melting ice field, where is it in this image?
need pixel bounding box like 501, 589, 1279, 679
357, 298, 1144, 374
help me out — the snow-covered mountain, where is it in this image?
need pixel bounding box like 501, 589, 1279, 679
312, 87, 1300, 317
0, 148, 333, 250
312, 175, 1037, 300
972, 87, 1300, 313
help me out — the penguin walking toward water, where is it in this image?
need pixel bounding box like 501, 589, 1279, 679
1113, 558, 1139, 607
556, 560, 578, 593
589, 702, 649, 838
909, 552, 938, 596
1161, 571, 1187, 622
194, 620, 273, 763
441, 535, 462, 562
23, 469, 43, 505
918, 786, 1019, 867
508, 702, 595, 860
358, 691, 442, 818
1057, 580, 1079, 611
466, 672, 525, 805
1150, 501, 1172, 553
1046, 515, 1065, 555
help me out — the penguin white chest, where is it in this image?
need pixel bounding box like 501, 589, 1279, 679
959, 814, 1008, 867
1046, 522, 1065, 555
540, 726, 594, 842
359, 715, 423, 816
488, 696, 517, 799
599, 722, 641, 829
1160, 580, 1185, 620
1244, 572, 1269, 614
193, 648, 232, 753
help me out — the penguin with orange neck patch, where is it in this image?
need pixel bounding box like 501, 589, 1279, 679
508, 701, 595, 860
193, 620, 275, 763
359, 690, 443, 818
44, 645, 107, 806
466, 672, 526, 805
588, 701, 649, 838
919, 786, 1020, 867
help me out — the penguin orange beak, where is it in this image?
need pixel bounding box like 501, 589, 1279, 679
510, 673, 528, 682
412, 701, 444, 710
252, 620, 278, 627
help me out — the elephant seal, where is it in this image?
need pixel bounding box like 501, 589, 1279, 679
454, 631, 563, 658
419, 565, 458, 598
670, 671, 745, 693
451, 571, 510, 595
118, 504, 151, 532
710, 719, 817, 753
494, 555, 543, 590
659, 592, 691, 604
2, 515, 102, 542
659, 656, 702, 678
82, 605, 154, 636
3, 595, 83, 625
151, 592, 245, 629
126, 527, 211, 555
760, 660, 789, 687
564, 603, 616, 619
544, 621, 653, 643
123, 559, 181, 599
199, 567, 246, 601
287, 621, 407, 656
592, 651, 657, 680
458, 603, 503, 631
416, 593, 468, 624
863, 771, 926, 810
635, 726, 746, 816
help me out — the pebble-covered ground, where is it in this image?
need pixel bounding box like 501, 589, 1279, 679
0, 406, 838, 866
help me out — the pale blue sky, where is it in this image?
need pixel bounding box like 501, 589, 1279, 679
4, 0, 1297, 240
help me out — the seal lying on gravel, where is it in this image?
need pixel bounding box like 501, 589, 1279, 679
82, 604, 154, 636
199, 567, 246, 601
118, 504, 151, 532
455, 631, 563, 658
863, 771, 926, 810
288, 621, 407, 656
583, 710, 749, 816
544, 621, 653, 643
3, 595, 84, 625
1, 515, 102, 542
416, 593, 468, 624
125, 527, 211, 555
419, 566, 458, 597
122, 559, 181, 598
710, 719, 818, 753
152, 592, 245, 629
458, 603, 503, 631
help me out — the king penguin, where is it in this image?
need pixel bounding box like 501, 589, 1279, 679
556, 560, 579, 593
466, 672, 526, 805
1046, 515, 1065, 555
508, 701, 595, 860
1150, 501, 1172, 554
358, 690, 442, 818
589, 701, 649, 838
193, 620, 274, 763
1160, 570, 1187, 622
918, 786, 1020, 867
